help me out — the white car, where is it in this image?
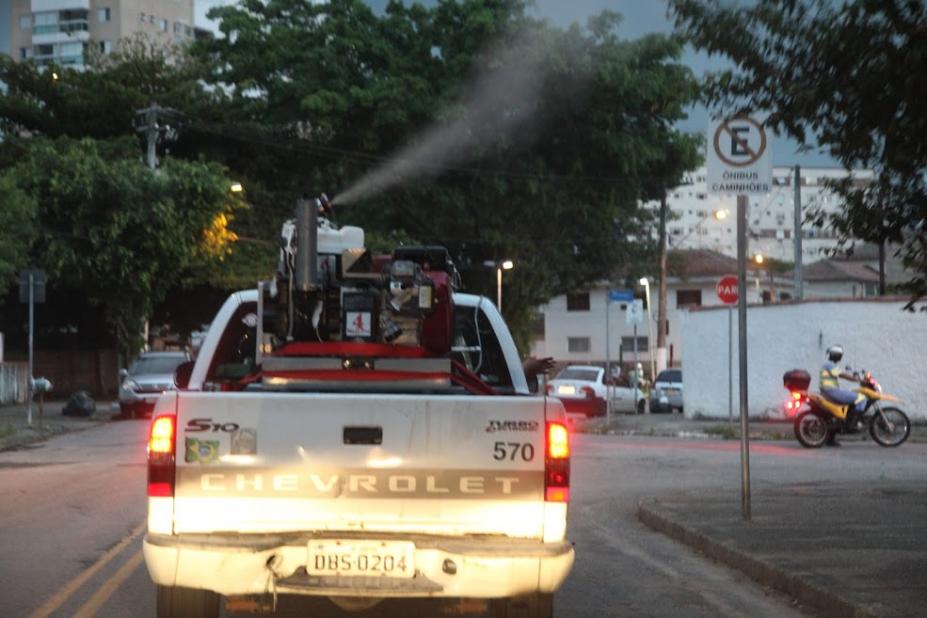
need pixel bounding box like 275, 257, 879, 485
547, 365, 645, 417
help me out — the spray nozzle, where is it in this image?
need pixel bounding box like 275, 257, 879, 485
317, 193, 334, 218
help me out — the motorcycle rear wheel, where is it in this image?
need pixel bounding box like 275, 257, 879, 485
794, 411, 828, 448
869, 407, 910, 447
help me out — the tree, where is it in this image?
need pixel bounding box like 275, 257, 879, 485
1, 138, 243, 359
670, 0, 927, 304
194, 0, 702, 349
0, 176, 36, 285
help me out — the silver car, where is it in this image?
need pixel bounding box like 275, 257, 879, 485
119, 351, 190, 418
650, 369, 683, 414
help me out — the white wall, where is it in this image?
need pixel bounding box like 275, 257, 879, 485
681, 300, 927, 420
532, 278, 777, 365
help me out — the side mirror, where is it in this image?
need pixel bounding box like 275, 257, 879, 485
174, 361, 195, 390
119, 368, 129, 380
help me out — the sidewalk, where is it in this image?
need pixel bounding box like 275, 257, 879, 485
638, 482, 927, 618
0, 399, 118, 451
585, 411, 927, 615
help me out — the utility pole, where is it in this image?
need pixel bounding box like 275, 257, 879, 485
793, 165, 803, 300
656, 193, 668, 373
135, 104, 178, 171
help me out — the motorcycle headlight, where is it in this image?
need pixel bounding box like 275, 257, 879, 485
122, 379, 140, 392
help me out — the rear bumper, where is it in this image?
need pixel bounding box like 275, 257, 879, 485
144, 532, 574, 599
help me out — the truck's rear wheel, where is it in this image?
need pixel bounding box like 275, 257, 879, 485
490, 593, 554, 618
156, 585, 219, 618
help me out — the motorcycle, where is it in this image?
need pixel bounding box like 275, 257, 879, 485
782, 369, 911, 448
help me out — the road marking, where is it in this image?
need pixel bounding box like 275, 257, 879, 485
30, 521, 145, 618
73, 549, 144, 618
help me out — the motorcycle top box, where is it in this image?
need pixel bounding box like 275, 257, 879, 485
783, 369, 811, 391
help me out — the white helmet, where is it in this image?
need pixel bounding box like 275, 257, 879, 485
826, 345, 844, 363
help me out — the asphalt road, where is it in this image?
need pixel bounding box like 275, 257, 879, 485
2, 420, 924, 617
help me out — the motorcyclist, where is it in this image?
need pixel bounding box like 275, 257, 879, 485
819, 344, 866, 445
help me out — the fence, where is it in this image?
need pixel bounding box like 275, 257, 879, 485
0, 363, 28, 405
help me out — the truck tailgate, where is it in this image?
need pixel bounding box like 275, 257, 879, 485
172, 392, 549, 538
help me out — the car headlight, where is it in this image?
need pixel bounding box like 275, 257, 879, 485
122, 379, 140, 392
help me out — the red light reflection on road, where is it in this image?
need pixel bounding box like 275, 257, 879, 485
581, 439, 816, 457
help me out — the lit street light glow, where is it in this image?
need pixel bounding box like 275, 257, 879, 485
230, 182, 244, 193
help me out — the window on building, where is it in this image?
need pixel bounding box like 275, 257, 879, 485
620, 336, 648, 353
33, 12, 57, 34
20, 47, 29, 60
19, 15, 31, 30
184, 25, 193, 36
174, 22, 184, 35
566, 292, 590, 312
99, 40, 112, 54
676, 289, 702, 307
159, 18, 168, 31
98, 7, 110, 22
567, 337, 591, 354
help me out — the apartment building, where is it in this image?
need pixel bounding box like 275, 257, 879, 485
646, 166, 874, 263
9, 0, 195, 67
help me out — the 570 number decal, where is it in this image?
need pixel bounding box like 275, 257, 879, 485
493, 442, 535, 461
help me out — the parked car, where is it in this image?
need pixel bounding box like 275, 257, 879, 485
548, 365, 646, 417
650, 368, 683, 414
118, 351, 190, 418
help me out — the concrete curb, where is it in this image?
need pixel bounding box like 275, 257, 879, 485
0, 418, 110, 452
637, 500, 877, 618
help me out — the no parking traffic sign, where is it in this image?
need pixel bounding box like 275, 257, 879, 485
707, 116, 772, 195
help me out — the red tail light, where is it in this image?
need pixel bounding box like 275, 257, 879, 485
148, 414, 176, 497
545, 422, 570, 502
784, 391, 806, 416
580, 386, 595, 399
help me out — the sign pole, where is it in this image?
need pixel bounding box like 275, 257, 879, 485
27, 273, 34, 427
605, 295, 611, 421
736, 194, 751, 521
793, 165, 803, 300
728, 305, 733, 426
633, 324, 639, 410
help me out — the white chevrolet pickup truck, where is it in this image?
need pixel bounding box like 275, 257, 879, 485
144, 281, 574, 616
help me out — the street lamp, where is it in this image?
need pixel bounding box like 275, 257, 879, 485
230, 182, 244, 193
638, 277, 656, 386
484, 260, 514, 312
497, 260, 514, 312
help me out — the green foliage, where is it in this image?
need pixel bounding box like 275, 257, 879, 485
0, 175, 37, 285
193, 0, 701, 350
0, 34, 219, 140
2, 138, 241, 357
0, 2, 703, 358
671, 0, 927, 302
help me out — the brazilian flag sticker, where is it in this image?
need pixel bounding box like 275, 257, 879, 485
185, 438, 220, 464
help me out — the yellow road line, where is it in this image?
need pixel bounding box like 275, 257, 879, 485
73, 549, 145, 618
30, 520, 146, 618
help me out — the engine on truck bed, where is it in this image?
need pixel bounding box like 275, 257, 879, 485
262, 195, 458, 357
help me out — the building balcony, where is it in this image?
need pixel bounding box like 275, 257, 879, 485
31, 0, 90, 11
32, 20, 89, 44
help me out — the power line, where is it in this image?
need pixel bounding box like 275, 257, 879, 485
179, 116, 694, 187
